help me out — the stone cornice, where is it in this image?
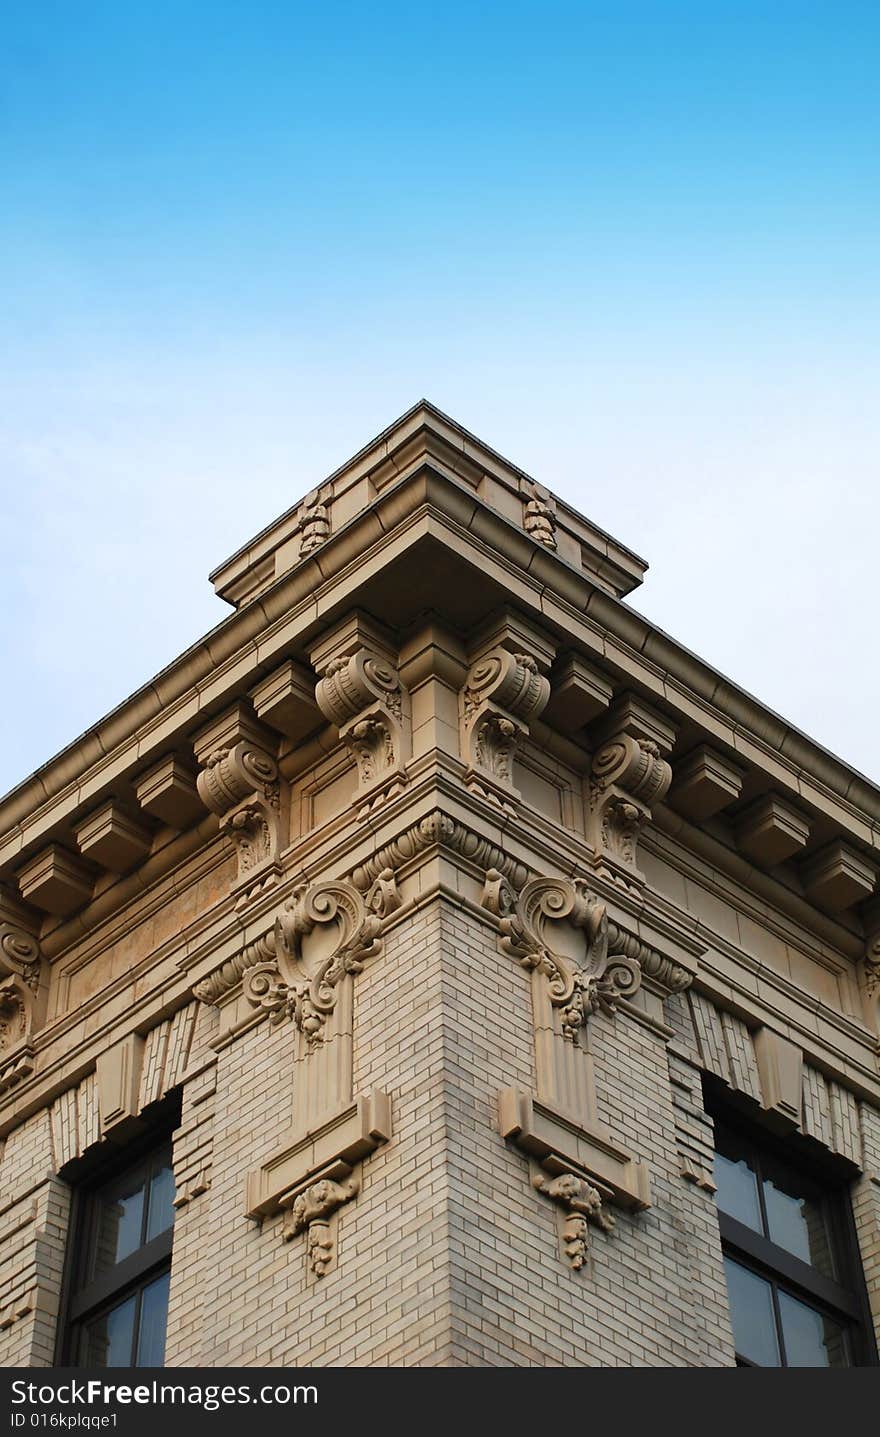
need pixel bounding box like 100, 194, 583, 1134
0, 404, 877, 1148
207, 399, 648, 606
2, 419, 879, 902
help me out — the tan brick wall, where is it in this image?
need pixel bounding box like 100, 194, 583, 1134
165, 899, 457, 1367
161, 893, 736, 1367
437, 900, 734, 1366
853, 1102, 880, 1348
0, 1109, 69, 1367
2, 893, 876, 1367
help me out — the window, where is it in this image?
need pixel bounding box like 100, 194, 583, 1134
713, 1117, 876, 1367
60, 1139, 175, 1367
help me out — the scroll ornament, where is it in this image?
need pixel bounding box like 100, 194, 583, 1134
196, 740, 281, 899
0, 979, 33, 1093
460, 649, 550, 809
866, 932, 880, 997
351, 808, 530, 895
0, 922, 41, 992
484, 871, 641, 1040
0, 921, 42, 1094
314, 650, 409, 818
191, 932, 276, 1007
243, 874, 399, 1046
589, 733, 672, 884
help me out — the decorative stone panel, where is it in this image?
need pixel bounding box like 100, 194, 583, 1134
194, 874, 397, 1278
296, 485, 332, 559
520, 477, 557, 549
483, 868, 665, 1269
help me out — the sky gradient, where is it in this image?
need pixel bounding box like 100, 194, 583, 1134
2, 1, 879, 795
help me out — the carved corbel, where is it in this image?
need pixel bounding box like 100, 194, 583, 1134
459, 649, 550, 811
0, 979, 35, 1093
281, 1175, 360, 1277
313, 633, 411, 820
532, 1169, 615, 1270
868, 934, 880, 997
589, 734, 672, 889
194, 706, 284, 906
242, 874, 396, 1269
1, 913, 42, 994
862, 902, 880, 1028
0, 903, 45, 1095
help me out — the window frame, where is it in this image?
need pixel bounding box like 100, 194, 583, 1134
711, 1103, 877, 1368
56, 1114, 178, 1368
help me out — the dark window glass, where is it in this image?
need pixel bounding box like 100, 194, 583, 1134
145, 1161, 175, 1244
715, 1147, 762, 1233
62, 1140, 175, 1367
724, 1257, 780, 1367
136, 1271, 171, 1367
712, 1117, 874, 1368
762, 1169, 834, 1278
81, 1294, 137, 1368
89, 1173, 147, 1280
778, 1290, 849, 1368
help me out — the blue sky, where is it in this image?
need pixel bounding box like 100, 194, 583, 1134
2, 1, 879, 793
